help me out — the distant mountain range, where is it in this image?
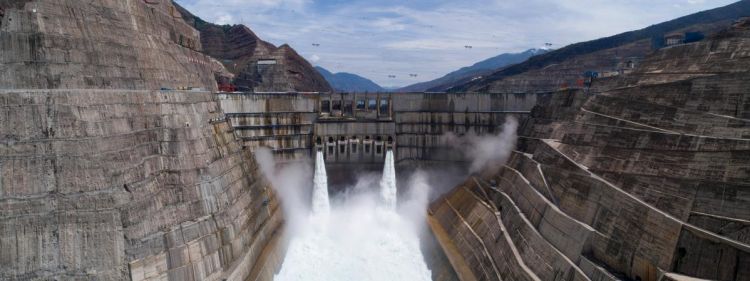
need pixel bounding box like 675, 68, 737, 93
449, 0, 750, 92
398, 48, 549, 92
315, 67, 385, 93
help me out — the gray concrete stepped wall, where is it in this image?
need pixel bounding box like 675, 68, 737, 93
535, 130, 750, 280
672, 227, 750, 280
430, 57, 750, 281
600, 74, 750, 120
0, 90, 283, 280
574, 109, 668, 133
556, 138, 748, 180
483, 184, 590, 281
583, 94, 749, 138
686, 213, 750, 245
429, 185, 540, 281
578, 257, 623, 281
488, 158, 628, 281
496, 138, 748, 281
521, 75, 750, 235
541, 110, 750, 223
534, 142, 686, 278
500, 155, 595, 264
557, 143, 750, 221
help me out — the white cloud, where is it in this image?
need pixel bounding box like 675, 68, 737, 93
370, 17, 406, 31
214, 13, 234, 25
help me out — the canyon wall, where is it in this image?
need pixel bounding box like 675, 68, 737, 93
0, 90, 284, 281
0, 1, 285, 280
0, 0, 221, 91
429, 21, 750, 281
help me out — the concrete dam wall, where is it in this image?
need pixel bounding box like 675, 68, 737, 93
217, 92, 549, 165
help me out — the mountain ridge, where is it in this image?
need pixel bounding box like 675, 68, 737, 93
451, 0, 750, 92
398, 48, 549, 92
175, 2, 332, 92
315, 66, 385, 93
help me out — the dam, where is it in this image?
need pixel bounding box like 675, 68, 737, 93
215, 90, 538, 281
217, 91, 541, 164
1, 1, 749, 281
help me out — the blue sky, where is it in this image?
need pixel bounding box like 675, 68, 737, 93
175, 0, 737, 87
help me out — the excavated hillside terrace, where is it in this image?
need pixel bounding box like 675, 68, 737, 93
428, 23, 750, 281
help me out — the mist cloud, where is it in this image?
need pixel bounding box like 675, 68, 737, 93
443, 116, 518, 173
254, 147, 312, 232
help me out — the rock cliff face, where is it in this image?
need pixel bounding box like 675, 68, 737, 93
0, 1, 284, 280
429, 21, 750, 281
0, 0, 223, 91
176, 5, 333, 93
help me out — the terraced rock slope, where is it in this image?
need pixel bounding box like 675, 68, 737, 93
429, 18, 750, 281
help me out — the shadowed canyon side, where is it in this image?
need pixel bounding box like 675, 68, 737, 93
175, 4, 332, 93
428, 20, 750, 281
0, 1, 285, 280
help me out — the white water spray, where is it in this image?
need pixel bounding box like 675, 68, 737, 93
312, 150, 330, 215
380, 149, 397, 210
275, 149, 431, 281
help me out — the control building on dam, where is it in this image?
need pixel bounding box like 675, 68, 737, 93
217, 92, 546, 164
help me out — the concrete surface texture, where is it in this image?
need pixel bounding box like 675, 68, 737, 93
0, 0, 220, 91
428, 22, 750, 281
0, 90, 283, 280
0, 1, 284, 280
218, 92, 547, 164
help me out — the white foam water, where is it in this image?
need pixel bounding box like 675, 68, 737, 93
275, 150, 431, 281
311, 150, 330, 216
380, 149, 397, 210
274, 206, 432, 281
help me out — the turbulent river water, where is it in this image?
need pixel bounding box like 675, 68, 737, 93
275, 150, 432, 281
